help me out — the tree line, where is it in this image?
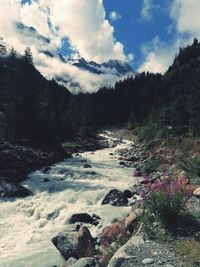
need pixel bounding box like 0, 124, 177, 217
0, 38, 200, 145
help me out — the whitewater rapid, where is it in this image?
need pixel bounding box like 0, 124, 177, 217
0, 133, 137, 267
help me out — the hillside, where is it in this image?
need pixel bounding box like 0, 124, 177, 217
67, 38, 200, 141
0, 47, 72, 144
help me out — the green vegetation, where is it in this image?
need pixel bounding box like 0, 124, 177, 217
143, 176, 188, 232
142, 159, 164, 174
179, 157, 200, 184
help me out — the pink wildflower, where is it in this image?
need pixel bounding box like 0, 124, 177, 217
133, 168, 141, 177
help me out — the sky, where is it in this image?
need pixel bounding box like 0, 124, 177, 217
0, 0, 200, 92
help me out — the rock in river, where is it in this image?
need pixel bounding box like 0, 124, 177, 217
83, 164, 92, 168
68, 213, 101, 226
0, 179, 32, 198
123, 189, 133, 198
52, 224, 95, 261
102, 189, 128, 206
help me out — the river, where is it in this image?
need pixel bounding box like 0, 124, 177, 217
0, 133, 137, 267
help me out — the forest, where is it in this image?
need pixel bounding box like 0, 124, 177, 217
0, 38, 200, 145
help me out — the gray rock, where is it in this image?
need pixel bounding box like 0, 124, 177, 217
68, 213, 100, 226
79, 158, 87, 163
85, 171, 97, 175
42, 166, 51, 174
102, 189, 128, 206
52, 225, 95, 261
73, 257, 100, 267
43, 178, 50, 182
83, 164, 92, 168
142, 258, 154, 265
57, 168, 68, 175
123, 190, 133, 198
0, 179, 32, 198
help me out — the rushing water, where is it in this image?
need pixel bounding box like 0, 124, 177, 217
0, 133, 138, 267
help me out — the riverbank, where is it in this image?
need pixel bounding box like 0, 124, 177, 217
0, 134, 109, 197
96, 130, 200, 267
56, 129, 200, 267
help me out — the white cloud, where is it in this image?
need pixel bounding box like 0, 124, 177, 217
138, 36, 189, 74
170, 0, 200, 38
127, 53, 135, 63
139, 36, 173, 73
49, 0, 126, 63
141, 0, 153, 21
0, 0, 131, 93
20, 2, 50, 37
109, 11, 122, 22
139, 0, 200, 74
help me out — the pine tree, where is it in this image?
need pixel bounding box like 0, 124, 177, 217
10, 46, 16, 60
23, 47, 33, 64
0, 44, 7, 55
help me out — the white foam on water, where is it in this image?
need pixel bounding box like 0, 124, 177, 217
0, 134, 137, 267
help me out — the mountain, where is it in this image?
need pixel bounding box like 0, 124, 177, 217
40, 48, 134, 92
66, 57, 133, 76
41, 50, 134, 76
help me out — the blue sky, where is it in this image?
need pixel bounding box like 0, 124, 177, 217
1, 0, 200, 92
103, 0, 174, 69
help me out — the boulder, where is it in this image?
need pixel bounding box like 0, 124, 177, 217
42, 166, 51, 174
85, 171, 97, 175
68, 213, 101, 226
107, 235, 144, 267
79, 158, 87, 163
123, 190, 133, 198
100, 221, 126, 247
52, 224, 95, 261
0, 179, 32, 198
73, 258, 100, 267
102, 189, 128, 206
125, 212, 137, 232
43, 178, 50, 182
193, 187, 200, 198
83, 164, 92, 169
57, 169, 68, 175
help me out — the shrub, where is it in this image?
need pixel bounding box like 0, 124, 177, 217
179, 157, 200, 184
142, 159, 163, 174
143, 176, 189, 229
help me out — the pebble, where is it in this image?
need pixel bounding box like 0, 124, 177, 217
142, 258, 155, 265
